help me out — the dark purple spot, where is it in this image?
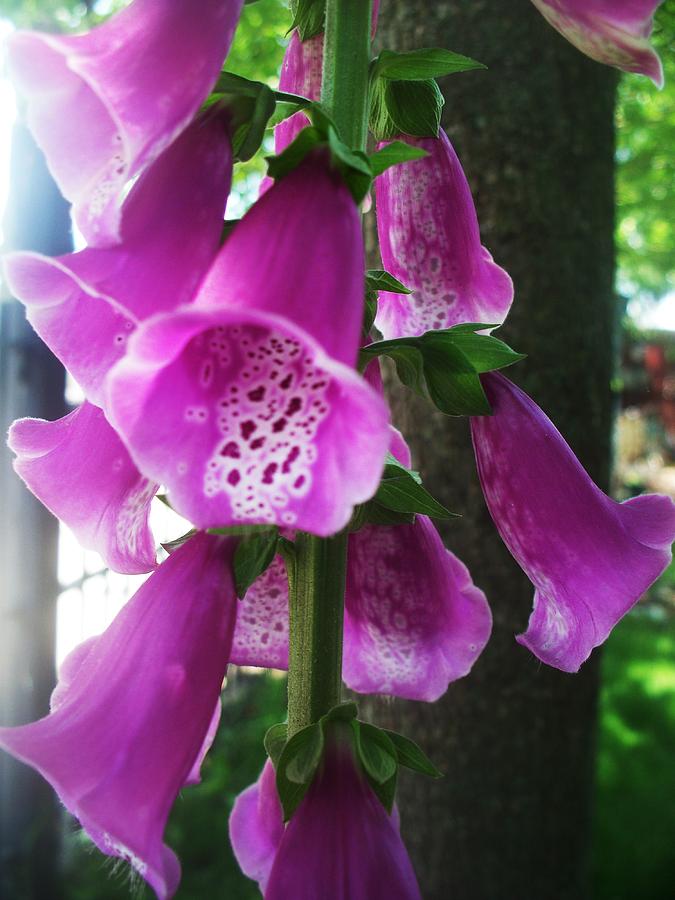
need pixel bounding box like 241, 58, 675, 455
272, 418, 287, 433
227, 469, 241, 486
285, 397, 302, 416
247, 386, 265, 402
293, 475, 306, 489
220, 441, 240, 458
240, 420, 257, 440
279, 374, 293, 390
262, 462, 278, 484
250, 437, 266, 450
282, 446, 300, 474
261, 633, 269, 644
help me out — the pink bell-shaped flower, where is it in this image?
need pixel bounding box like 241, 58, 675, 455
8, 402, 157, 574
6, 0, 243, 245
2, 114, 232, 407
471, 373, 675, 671
375, 130, 513, 339
0, 533, 237, 899
231, 729, 421, 900
106, 152, 390, 536
530, 0, 664, 87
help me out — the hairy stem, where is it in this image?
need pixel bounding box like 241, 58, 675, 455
286, 0, 372, 737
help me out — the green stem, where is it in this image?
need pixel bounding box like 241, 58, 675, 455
322, 0, 373, 149
285, 0, 372, 738
286, 531, 349, 735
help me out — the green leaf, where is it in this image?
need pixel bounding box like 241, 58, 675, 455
264, 723, 288, 768
160, 529, 196, 553
373, 48, 486, 81
369, 141, 429, 177
326, 126, 373, 204
202, 72, 276, 162
375, 472, 455, 519
233, 528, 279, 599
352, 722, 398, 785
384, 730, 443, 778
385, 79, 444, 137
266, 125, 323, 180
349, 501, 416, 531
276, 723, 324, 820
363, 294, 378, 335
369, 770, 398, 815
320, 701, 359, 724
289, 0, 325, 41
360, 326, 525, 417
365, 269, 412, 295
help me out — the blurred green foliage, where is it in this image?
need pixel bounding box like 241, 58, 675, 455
617, 0, 675, 300
64, 672, 287, 900
593, 607, 675, 900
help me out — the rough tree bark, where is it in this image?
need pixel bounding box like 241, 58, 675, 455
368, 2, 617, 898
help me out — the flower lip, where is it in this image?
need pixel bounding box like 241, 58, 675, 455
105, 304, 390, 536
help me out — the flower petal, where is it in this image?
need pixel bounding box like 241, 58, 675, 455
7, 0, 243, 245
265, 731, 421, 900
229, 760, 284, 893
344, 515, 492, 701
106, 306, 388, 536
8, 402, 157, 574
231, 555, 289, 669
275, 31, 323, 155
530, 0, 664, 87
375, 131, 513, 339
471, 373, 675, 671
0, 533, 236, 899
2, 115, 231, 405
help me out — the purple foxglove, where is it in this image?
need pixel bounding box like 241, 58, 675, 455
262, 728, 421, 900
229, 760, 285, 893
471, 373, 675, 671
106, 152, 390, 536
0, 533, 236, 899
231, 554, 290, 669
2, 115, 232, 407
8, 401, 157, 574
275, 31, 324, 154
375, 130, 513, 339
6, 0, 243, 245
530, 0, 664, 87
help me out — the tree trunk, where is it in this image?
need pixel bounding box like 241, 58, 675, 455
369, 2, 617, 898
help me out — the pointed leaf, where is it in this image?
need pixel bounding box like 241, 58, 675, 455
369, 141, 429, 177
233, 528, 279, 599
264, 723, 288, 768
374, 48, 486, 81
365, 269, 412, 295
352, 721, 398, 785
384, 730, 443, 778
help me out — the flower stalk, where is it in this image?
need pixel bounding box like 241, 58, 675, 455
286, 0, 373, 737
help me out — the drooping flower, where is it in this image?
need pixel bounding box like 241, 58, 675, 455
529, 0, 664, 87
227, 423, 491, 699
0, 533, 237, 899
6, 0, 243, 245
275, 30, 324, 154
106, 152, 390, 536
2, 114, 232, 407
375, 130, 513, 340
471, 372, 675, 672
8, 401, 157, 574
240, 726, 422, 900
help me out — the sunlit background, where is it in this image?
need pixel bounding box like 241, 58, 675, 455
0, 1, 673, 899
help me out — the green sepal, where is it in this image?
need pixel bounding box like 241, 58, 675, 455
160, 529, 196, 553
276, 723, 324, 820
369, 769, 398, 814
360, 325, 525, 417
289, 0, 325, 41
232, 527, 279, 599
351, 721, 398, 785
348, 501, 416, 532
372, 48, 486, 81
202, 72, 276, 162
363, 294, 378, 336
370, 77, 444, 141
384, 730, 443, 778
374, 453, 456, 520
369, 141, 429, 177
265, 105, 373, 203
365, 269, 412, 295
321, 701, 359, 724
264, 723, 288, 768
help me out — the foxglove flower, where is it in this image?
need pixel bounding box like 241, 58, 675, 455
471, 373, 675, 671
0, 533, 237, 899
8, 402, 157, 574
7, 0, 243, 245
229, 760, 284, 893
2, 114, 232, 407
106, 152, 390, 536
275, 30, 323, 154
530, 0, 664, 87
375, 130, 513, 339
241, 728, 422, 900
